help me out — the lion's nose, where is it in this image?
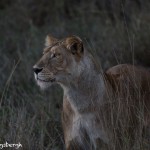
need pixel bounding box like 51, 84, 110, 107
33, 66, 43, 74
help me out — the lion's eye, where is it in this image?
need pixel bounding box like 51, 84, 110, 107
51, 53, 56, 58
50, 53, 61, 59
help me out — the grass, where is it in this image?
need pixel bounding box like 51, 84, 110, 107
0, 0, 150, 149
103, 70, 150, 150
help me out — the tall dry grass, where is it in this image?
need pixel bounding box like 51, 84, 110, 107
102, 66, 150, 150
0, 0, 150, 149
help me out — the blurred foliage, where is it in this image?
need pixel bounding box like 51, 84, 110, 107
0, 0, 150, 149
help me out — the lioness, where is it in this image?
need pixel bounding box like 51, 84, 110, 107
33, 35, 150, 149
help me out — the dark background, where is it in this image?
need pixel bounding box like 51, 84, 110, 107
0, 0, 150, 149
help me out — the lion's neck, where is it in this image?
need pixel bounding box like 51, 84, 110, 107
61, 52, 106, 113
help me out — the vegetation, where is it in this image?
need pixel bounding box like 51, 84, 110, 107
0, 0, 150, 149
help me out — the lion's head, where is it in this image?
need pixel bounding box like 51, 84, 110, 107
33, 35, 84, 89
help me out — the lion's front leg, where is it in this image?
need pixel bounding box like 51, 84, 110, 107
66, 139, 84, 150
66, 137, 94, 150
66, 137, 109, 150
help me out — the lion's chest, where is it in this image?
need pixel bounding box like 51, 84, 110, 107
62, 97, 109, 149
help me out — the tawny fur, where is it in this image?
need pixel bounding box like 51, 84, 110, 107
33, 35, 150, 150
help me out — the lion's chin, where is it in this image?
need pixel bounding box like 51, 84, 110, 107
34, 73, 56, 89
36, 79, 52, 90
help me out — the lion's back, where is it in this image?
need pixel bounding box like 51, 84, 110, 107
105, 64, 150, 93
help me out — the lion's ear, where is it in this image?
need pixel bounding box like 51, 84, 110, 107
65, 36, 84, 56
45, 35, 58, 47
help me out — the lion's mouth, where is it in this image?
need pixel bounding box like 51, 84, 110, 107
37, 77, 56, 82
